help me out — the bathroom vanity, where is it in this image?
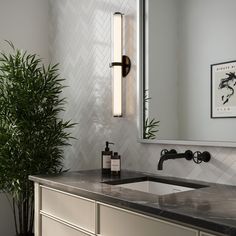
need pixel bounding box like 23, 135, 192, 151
30, 170, 236, 236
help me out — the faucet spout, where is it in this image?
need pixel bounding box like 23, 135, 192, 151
157, 149, 193, 170
157, 156, 167, 170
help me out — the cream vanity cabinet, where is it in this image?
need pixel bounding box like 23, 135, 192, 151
34, 183, 219, 236
35, 184, 96, 236
200, 233, 218, 236
98, 203, 197, 236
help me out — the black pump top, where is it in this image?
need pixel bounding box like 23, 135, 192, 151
105, 141, 114, 151
114, 152, 118, 156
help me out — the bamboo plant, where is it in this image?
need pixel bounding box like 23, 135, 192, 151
143, 89, 160, 139
0, 42, 75, 236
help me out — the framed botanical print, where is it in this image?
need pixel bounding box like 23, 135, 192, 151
211, 61, 236, 118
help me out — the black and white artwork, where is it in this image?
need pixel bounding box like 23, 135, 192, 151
211, 61, 236, 118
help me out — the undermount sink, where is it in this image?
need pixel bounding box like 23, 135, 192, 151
116, 181, 195, 195
104, 176, 207, 196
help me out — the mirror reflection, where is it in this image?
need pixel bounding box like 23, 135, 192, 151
142, 0, 236, 142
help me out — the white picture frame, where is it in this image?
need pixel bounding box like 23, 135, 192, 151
211, 61, 236, 118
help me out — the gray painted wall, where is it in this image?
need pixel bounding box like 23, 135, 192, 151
178, 0, 236, 141
148, 0, 179, 139
0, 0, 49, 62
0, 0, 49, 235
0, 194, 15, 236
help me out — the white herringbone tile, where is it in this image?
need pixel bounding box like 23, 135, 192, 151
49, 0, 236, 186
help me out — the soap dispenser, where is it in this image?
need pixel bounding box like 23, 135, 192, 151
101, 141, 114, 175
111, 152, 121, 176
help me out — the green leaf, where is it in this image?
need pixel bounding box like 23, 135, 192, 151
143, 90, 160, 139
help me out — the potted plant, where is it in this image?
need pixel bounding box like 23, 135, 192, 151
0, 42, 75, 236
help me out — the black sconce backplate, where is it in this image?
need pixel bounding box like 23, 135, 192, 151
109, 55, 131, 77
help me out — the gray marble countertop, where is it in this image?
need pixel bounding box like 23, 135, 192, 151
29, 170, 236, 236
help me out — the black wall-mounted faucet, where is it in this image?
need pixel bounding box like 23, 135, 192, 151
157, 149, 193, 170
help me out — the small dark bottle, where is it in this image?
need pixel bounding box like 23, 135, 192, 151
111, 152, 121, 176
101, 141, 114, 175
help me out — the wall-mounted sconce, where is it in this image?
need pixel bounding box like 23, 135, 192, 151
110, 12, 131, 117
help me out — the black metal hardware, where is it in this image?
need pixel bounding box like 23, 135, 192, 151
110, 55, 131, 77
193, 151, 201, 164
160, 149, 177, 156
158, 149, 211, 170
193, 151, 211, 164
110, 62, 123, 66
185, 150, 194, 160
157, 149, 193, 170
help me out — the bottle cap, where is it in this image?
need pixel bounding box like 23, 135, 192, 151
114, 152, 118, 155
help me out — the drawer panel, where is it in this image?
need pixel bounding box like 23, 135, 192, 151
42, 215, 91, 236
200, 232, 219, 236
98, 204, 198, 236
41, 186, 95, 233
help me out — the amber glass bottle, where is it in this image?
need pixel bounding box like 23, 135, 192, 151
111, 152, 121, 176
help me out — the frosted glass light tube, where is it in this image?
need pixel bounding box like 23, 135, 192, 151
112, 12, 123, 117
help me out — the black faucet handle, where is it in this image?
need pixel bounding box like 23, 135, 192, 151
193, 151, 211, 164
160, 149, 177, 156
160, 149, 168, 156
199, 151, 211, 162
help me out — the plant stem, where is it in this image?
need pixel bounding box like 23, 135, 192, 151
13, 198, 19, 236
29, 198, 34, 233
23, 198, 27, 234
18, 201, 23, 235
23, 187, 30, 235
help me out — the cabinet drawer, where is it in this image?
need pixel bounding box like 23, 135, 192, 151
42, 215, 92, 236
200, 232, 218, 236
98, 203, 198, 236
41, 186, 95, 233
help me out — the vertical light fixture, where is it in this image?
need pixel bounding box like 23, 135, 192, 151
110, 12, 131, 117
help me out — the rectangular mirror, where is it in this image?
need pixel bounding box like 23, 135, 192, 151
138, 0, 236, 147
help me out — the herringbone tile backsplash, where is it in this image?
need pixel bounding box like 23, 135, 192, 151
48, 0, 236, 185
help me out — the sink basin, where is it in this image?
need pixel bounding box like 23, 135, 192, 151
116, 181, 194, 195
104, 176, 207, 196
